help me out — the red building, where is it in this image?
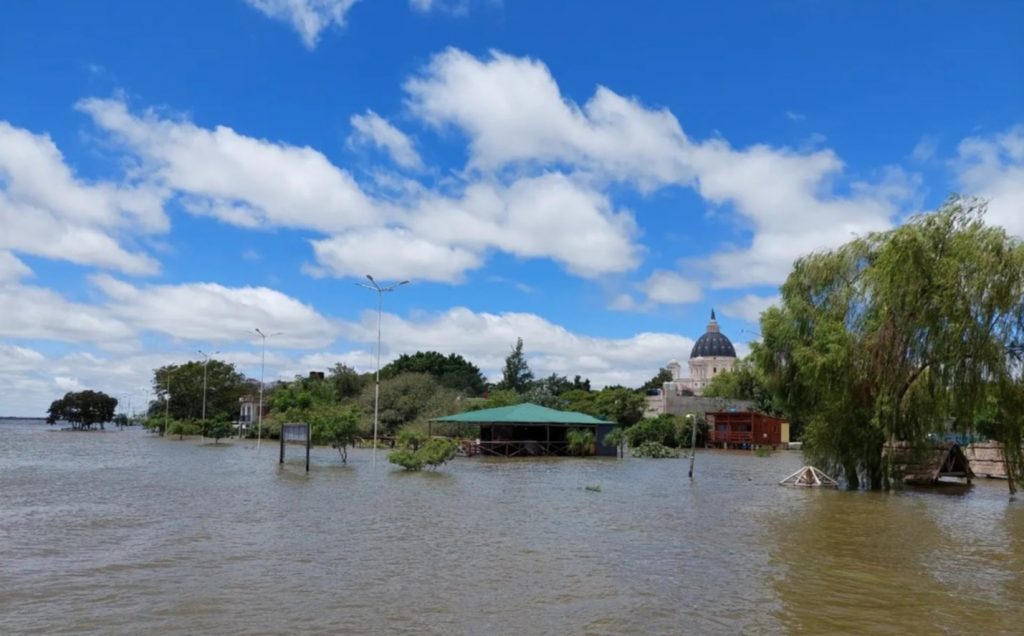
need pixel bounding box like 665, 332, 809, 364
707, 411, 790, 449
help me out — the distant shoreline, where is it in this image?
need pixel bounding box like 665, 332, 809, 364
0, 417, 46, 421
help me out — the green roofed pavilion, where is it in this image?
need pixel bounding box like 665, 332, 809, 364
432, 403, 617, 457
433, 402, 612, 426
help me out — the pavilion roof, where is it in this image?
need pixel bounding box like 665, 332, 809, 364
433, 402, 613, 426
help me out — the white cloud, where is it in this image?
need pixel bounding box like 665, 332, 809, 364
245, 0, 359, 49
0, 121, 165, 274
719, 294, 780, 324
0, 251, 32, 283
349, 110, 424, 170
0, 283, 136, 344
785, 111, 806, 122
311, 227, 482, 283
405, 48, 918, 288
955, 125, 1024, 238
77, 97, 380, 234
405, 48, 693, 189
339, 306, 696, 388
641, 270, 702, 305
91, 275, 338, 348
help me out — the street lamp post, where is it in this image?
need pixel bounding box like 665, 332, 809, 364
254, 329, 282, 449
357, 275, 409, 467
197, 349, 220, 436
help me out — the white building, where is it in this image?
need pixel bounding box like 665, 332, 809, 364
665, 310, 737, 396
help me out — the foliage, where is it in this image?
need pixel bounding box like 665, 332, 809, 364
561, 386, 645, 426
626, 415, 679, 448
168, 420, 201, 440
466, 389, 523, 411
602, 426, 627, 458
640, 368, 674, 393
360, 373, 459, 435
388, 428, 457, 471
204, 416, 233, 444
676, 415, 709, 448
756, 196, 1024, 491
631, 441, 679, 458
381, 351, 487, 396
271, 374, 338, 412
703, 358, 778, 415
566, 428, 595, 456
46, 390, 118, 430
754, 446, 774, 457
496, 337, 534, 393
153, 360, 249, 422
317, 405, 362, 463
327, 363, 367, 399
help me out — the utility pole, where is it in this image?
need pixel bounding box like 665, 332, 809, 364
357, 275, 409, 467
198, 350, 219, 437
254, 329, 282, 449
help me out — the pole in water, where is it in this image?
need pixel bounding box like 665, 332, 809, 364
687, 413, 697, 479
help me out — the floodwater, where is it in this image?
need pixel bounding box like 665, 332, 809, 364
1, 421, 1022, 635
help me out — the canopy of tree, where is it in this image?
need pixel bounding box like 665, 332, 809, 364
756, 197, 1024, 491
153, 360, 249, 422
380, 351, 486, 396
47, 390, 117, 430
495, 338, 534, 392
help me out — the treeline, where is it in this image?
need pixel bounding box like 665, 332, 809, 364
143, 337, 668, 448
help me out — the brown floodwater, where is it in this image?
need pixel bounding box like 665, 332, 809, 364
1, 420, 1022, 635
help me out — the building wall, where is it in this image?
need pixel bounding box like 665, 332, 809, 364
687, 355, 737, 394
644, 393, 756, 419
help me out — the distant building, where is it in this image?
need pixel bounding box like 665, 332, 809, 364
664, 310, 739, 395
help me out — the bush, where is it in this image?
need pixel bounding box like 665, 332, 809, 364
626, 415, 678, 448
204, 417, 233, 443
631, 441, 679, 458
388, 428, 457, 471
566, 429, 595, 456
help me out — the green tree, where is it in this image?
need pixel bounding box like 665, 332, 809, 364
270, 374, 338, 412
602, 427, 627, 458
153, 360, 248, 422
317, 406, 362, 463
566, 428, 595, 456
204, 415, 233, 444
639, 368, 674, 393
327, 363, 366, 399
625, 414, 679, 448
703, 358, 778, 415
360, 373, 459, 435
496, 338, 534, 393
757, 196, 1024, 491
46, 390, 118, 430
381, 351, 487, 396
387, 428, 458, 471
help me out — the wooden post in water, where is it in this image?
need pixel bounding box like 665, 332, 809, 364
305, 428, 310, 473
279, 431, 285, 464
687, 414, 697, 480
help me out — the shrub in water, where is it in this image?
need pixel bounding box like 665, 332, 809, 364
631, 441, 679, 458
566, 428, 595, 456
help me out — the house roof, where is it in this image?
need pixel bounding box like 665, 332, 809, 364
433, 402, 613, 426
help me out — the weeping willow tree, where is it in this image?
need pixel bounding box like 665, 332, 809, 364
756, 196, 1024, 491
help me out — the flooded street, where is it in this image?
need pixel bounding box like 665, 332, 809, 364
2, 420, 1022, 635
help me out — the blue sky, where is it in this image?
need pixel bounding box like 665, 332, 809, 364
1, 1, 1022, 415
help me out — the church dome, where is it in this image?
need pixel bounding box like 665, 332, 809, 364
689, 309, 736, 359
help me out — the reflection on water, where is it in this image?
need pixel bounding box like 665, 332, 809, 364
1, 421, 1022, 635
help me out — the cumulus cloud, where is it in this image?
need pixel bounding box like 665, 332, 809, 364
719, 294, 780, 324
955, 125, 1024, 238
338, 306, 696, 388
311, 227, 482, 283
91, 275, 338, 348
349, 110, 424, 170
0, 251, 32, 283
0, 283, 136, 344
244, 0, 359, 49
0, 121, 165, 274
406, 48, 693, 189
641, 270, 702, 305
77, 97, 380, 233
404, 48, 918, 288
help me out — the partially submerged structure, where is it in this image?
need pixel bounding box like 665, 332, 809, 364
706, 411, 790, 449
883, 442, 974, 485
432, 403, 616, 457
780, 466, 839, 488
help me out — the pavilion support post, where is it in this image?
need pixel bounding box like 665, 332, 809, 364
546, 426, 550, 454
